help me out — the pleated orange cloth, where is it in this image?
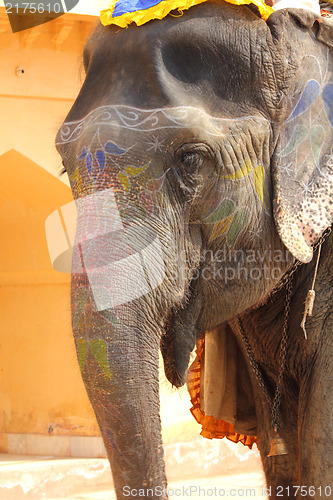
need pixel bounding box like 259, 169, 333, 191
187, 335, 257, 449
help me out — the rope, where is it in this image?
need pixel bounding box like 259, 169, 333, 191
300, 242, 322, 339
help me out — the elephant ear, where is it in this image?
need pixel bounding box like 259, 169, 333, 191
271, 11, 333, 263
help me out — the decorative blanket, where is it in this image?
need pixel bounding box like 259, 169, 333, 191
100, 0, 274, 28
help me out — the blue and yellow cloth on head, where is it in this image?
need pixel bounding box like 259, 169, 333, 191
100, 0, 274, 28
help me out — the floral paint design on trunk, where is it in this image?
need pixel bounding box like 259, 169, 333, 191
70, 127, 169, 222
77, 338, 113, 379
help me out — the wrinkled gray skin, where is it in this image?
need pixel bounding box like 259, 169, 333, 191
56, 2, 333, 498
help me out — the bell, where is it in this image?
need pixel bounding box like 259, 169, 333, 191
267, 430, 288, 457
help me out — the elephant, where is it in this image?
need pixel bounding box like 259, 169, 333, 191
55, 1, 333, 498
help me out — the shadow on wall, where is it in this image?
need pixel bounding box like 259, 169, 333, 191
0, 149, 99, 455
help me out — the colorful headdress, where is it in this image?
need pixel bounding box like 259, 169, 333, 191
100, 0, 274, 28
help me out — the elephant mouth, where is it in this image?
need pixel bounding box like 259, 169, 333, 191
161, 278, 203, 388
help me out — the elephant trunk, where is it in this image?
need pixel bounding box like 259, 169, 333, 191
70, 192, 191, 497
72, 271, 168, 499
102, 328, 167, 498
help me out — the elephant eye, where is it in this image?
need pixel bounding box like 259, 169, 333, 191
179, 151, 203, 168
173, 144, 213, 199
175, 145, 206, 170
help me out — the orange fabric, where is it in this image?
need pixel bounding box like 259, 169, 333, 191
187, 336, 257, 449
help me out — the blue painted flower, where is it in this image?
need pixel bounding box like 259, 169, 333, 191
78, 141, 126, 178
287, 80, 320, 122
323, 83, 333, 128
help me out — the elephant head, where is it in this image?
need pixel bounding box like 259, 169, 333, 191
54, 2, 333, 497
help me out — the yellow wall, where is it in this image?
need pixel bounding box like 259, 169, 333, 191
0, 151, 101, 452
0, 7, 198, 457
0, 7, 97, 179
0, 9, 101, 453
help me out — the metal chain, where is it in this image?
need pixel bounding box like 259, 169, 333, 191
271, 276, 293, 431
238, 225, 332, 432
238, 275, 292, 433
238, 317, 273, 409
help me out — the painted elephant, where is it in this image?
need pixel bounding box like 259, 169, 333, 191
55, 1, 333, 498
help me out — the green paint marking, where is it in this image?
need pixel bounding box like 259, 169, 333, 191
280, 124, 308, 156
204, 199, 236, 224
310, 125, 325, 165
227, 209, 249, 248
90, 339, 112, 379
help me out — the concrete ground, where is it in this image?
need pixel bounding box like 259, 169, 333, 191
0, 454, 266, 500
